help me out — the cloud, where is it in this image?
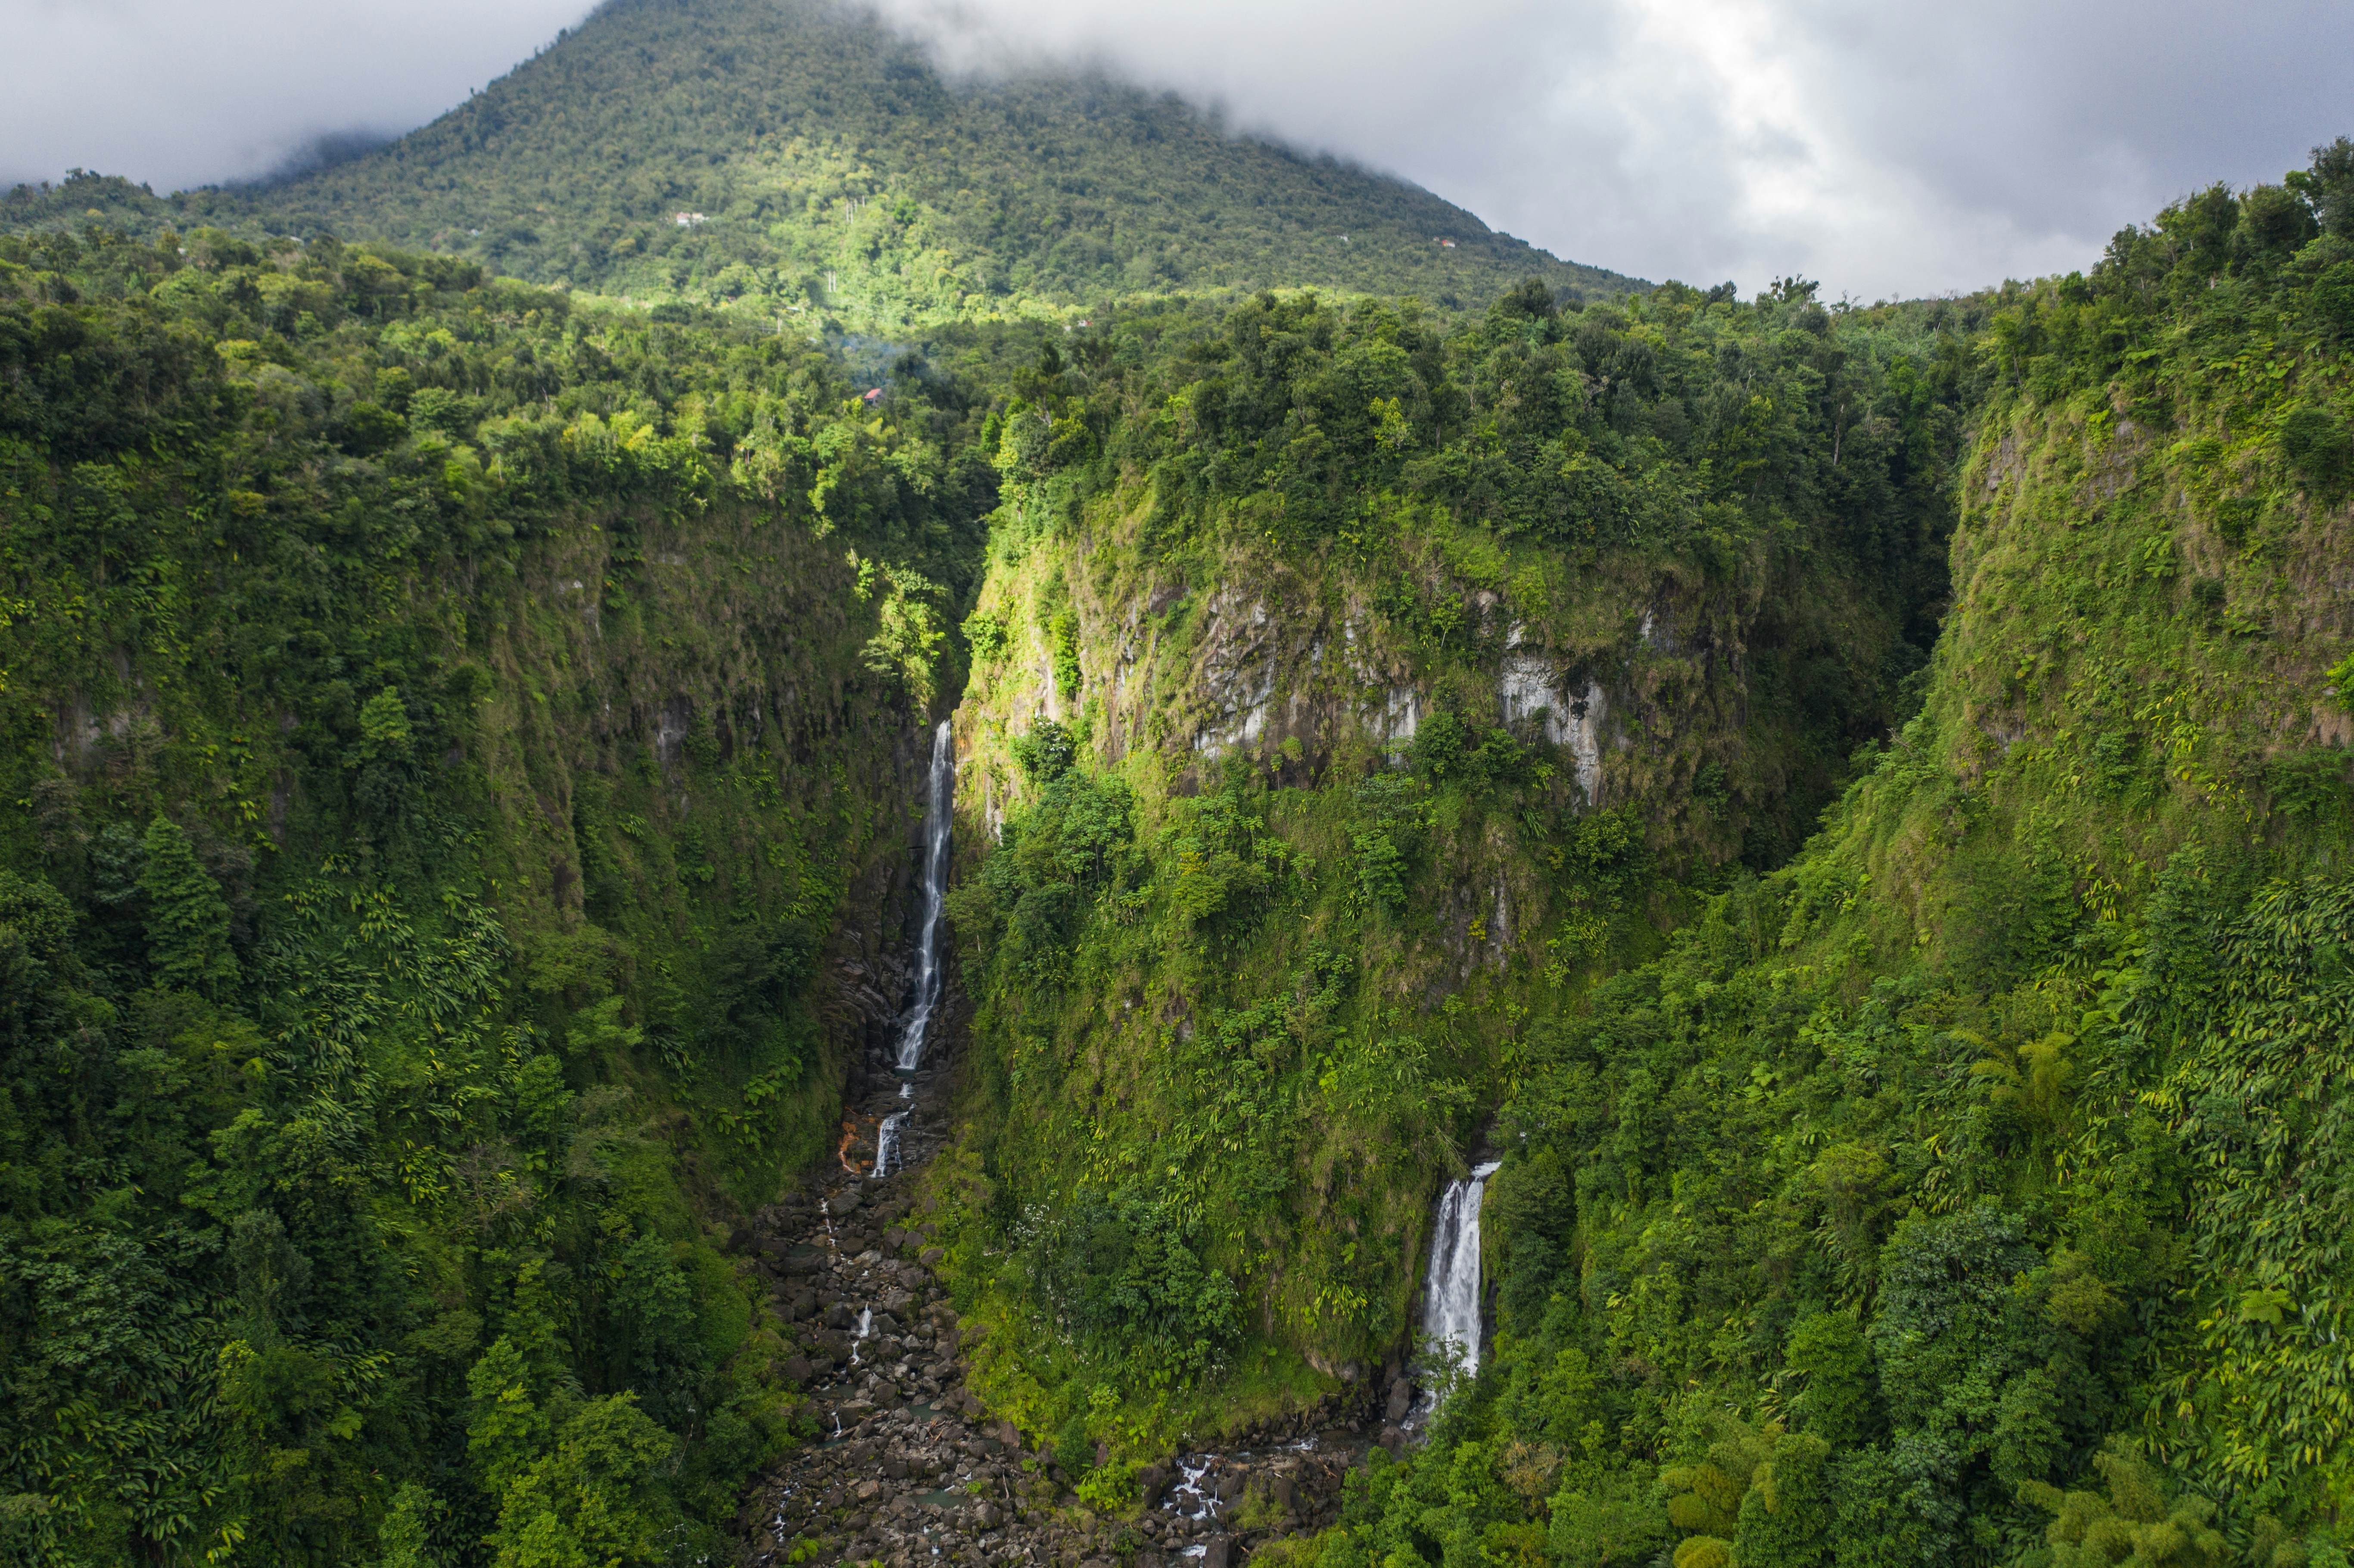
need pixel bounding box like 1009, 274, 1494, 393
3, 0, 2348, 299
0, 0, 592, 193
867, 0, 2354, 298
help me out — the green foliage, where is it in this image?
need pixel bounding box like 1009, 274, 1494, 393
1242, 138, 2354, 1568
483, 1393, 680, 1568
2020, 1440, 2227, 1568
1779, 1312, 1874, 1450
376, 1483, 444, 1568
1022, 1188, 1241, 1383
1731, 1432, 1834, 1568
0, 228, 981, 1562
139, 813, 238, 992
2280, 406, 2353, 494
928, 162, 1983, 1465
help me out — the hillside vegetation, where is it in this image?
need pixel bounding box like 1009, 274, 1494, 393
1, 0, 1635, 331
916, 275, 1980, 1450
1189, 146, 2354, 1568
0, 223, 993, 1565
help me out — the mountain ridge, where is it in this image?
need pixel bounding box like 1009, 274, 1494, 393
3, 0, 1639, 327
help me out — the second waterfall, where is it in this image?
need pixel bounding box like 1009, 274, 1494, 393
1422, 1160, 1504, 1391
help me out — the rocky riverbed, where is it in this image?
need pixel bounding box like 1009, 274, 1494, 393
730, 1058, 1389, 1568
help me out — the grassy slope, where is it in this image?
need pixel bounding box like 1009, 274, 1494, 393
2, 0, 1638, 331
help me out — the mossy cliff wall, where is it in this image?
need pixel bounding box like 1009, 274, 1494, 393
917, 285, 1968, 1449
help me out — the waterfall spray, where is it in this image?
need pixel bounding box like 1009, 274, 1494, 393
895, 721, 955, 1072
1422, 1160, 1503, 1388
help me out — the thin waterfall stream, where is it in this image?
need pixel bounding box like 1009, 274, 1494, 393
872, 719, 953, 1181
893, 719, 955, 1074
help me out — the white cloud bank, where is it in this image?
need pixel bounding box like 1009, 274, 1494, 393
871, 0, 2354, 298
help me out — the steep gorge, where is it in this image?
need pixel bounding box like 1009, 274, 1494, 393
9, 88, 2354, 1568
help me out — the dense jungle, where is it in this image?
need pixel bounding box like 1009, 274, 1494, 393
5, 6, 2354, 1568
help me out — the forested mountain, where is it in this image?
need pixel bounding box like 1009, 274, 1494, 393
0, 0, 1634, 330
6, 9, 2354, 1566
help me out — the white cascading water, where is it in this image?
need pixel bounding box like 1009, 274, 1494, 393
1422, 1160, 1504, 1385
894, 721, 955, 1072
872, 1111, 906, 1179
848, 1305, 874, 1365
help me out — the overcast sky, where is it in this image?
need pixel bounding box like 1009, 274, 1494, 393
6, 0, 2351, 299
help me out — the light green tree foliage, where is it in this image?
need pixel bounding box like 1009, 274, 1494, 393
376, 1484, 443, 1568
487, 1396, 678, 1568
2020, 1440, 2227, 1568
139, 813, 237, 991
1779, 1313, 1874, 1449
1731, 1433, 1833, 1568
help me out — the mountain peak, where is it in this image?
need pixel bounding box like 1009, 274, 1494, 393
240, 0, 1634, 324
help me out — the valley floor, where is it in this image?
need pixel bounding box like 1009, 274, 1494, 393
734, 1030, 1378, 1568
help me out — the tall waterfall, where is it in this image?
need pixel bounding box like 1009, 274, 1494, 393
893, 720, 955, 1072
1423, 1160, 1504, 1385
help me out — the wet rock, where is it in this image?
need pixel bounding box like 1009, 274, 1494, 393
1386, 1376, 1413, 1424
828, 1187, 863, 1216
1136, 1464, 1169, 1509
1201, 1537, 1232, 1568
